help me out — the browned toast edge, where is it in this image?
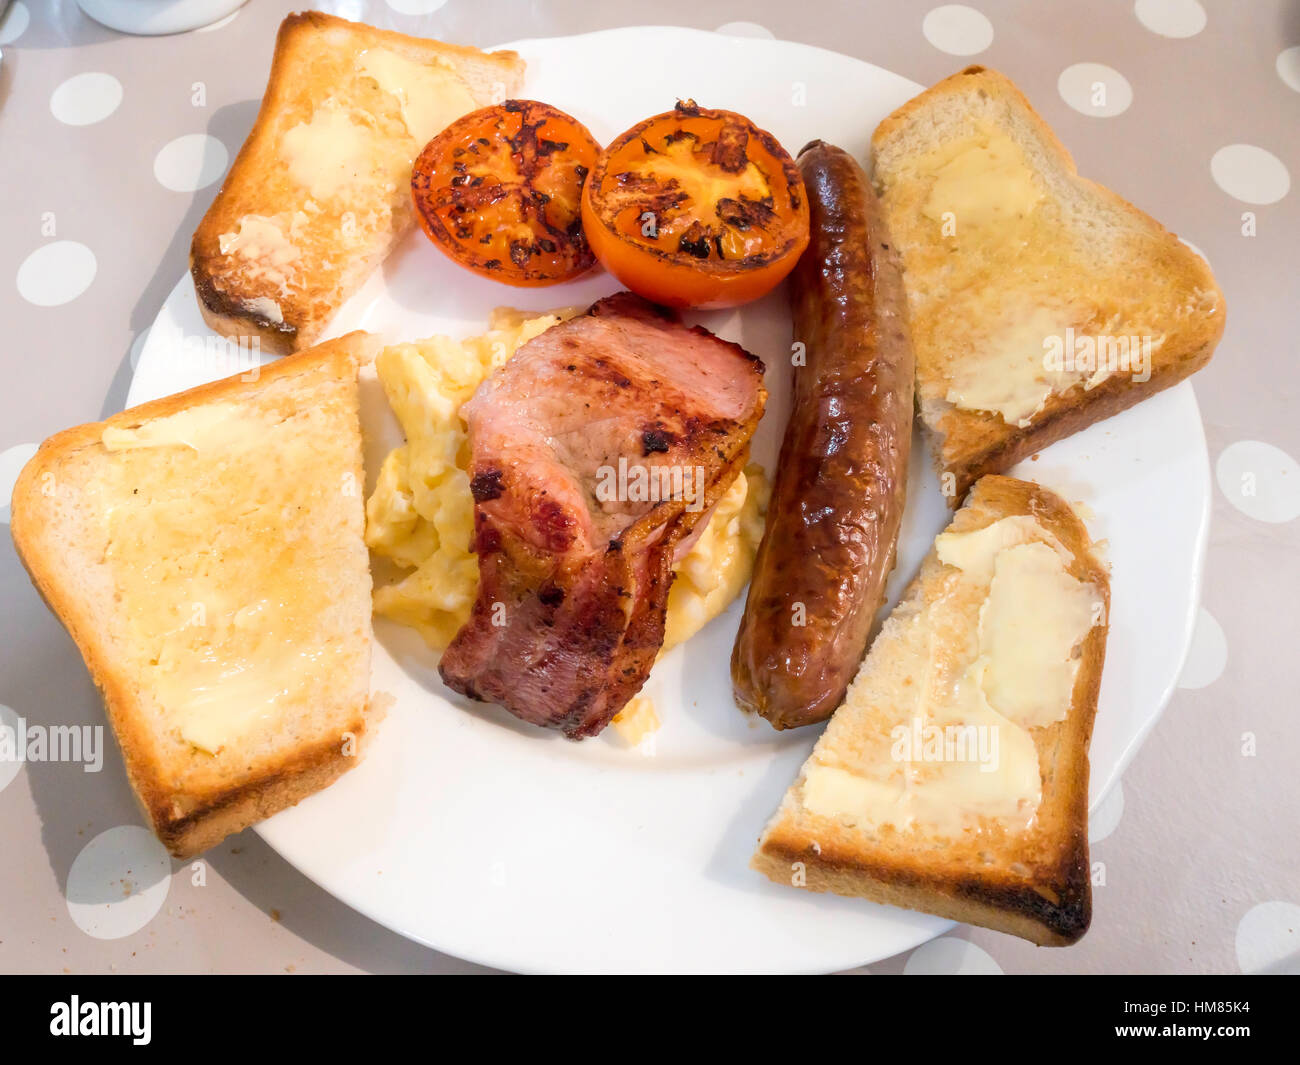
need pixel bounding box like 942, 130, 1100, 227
873, 65, 1226, 506
9, 333, 381, 858
752, 475, 1110, 946
189, 11, 525, 354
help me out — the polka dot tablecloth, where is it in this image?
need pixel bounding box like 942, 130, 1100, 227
0, 0, 1296, 975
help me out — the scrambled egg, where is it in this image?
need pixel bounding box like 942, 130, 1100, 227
661, 464, 769, 652
366, 307, 568, 647
365, 309, 771, 722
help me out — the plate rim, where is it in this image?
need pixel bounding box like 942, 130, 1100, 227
1086, 394, 1210, 806
126, 25, 1210, 973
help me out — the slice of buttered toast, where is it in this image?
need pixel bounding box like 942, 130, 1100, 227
191, 12, 524, 354
10, 333, 383, 858
872, 66, 1225, 503
752, 476, 1110, 945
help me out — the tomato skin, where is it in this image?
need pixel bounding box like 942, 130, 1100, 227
581, 182, 802, 308
581, 103, 809, 309
411, 100, 600, 287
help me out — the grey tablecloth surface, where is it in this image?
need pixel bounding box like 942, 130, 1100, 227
1, 0, 1296, 974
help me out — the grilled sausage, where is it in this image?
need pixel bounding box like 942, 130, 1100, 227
731, 140, 914, 729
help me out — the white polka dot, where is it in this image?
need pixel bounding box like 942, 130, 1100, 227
1134, 0, 1206, 38
66, 826, 171, 939
1058, 63, 1133, 117
1278, 47, 1300, 93
153, 133, 229, 193
384, 0, 448, 13
0, 442, 39, 524
1178, 607, 1228, 689
714, 22, 776, 39
1210, 144, 1291, 205
50, 72, 123, 127
1089, 780, 1125, 842
1216, 440, 1300, 523
904, 937, 1003, 974
1236, 901, 1300, 973
0, 704, 25, 795
922, 5, 994, 56
1179, 236, 1209, 264
0, 1, 30, 45
16, 241, 97, 307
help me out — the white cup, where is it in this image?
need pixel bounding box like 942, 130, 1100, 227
76, 0, 250, 36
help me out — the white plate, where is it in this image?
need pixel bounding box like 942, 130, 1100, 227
129, 26, 1210, 973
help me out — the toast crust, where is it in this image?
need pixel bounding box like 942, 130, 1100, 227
939, 332, 1220, 502
10, 334, 382, 859
752, 476, 1110, 946
873, 66, 1226, 504
190, 12, 524, 354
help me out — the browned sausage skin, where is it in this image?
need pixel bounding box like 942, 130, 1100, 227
731, 140, 914, 729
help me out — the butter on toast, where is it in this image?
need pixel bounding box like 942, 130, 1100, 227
752, 476, 1110, 945
872, 66, 1225, 503
191, 12, 524, 354
10, 333, 383, 858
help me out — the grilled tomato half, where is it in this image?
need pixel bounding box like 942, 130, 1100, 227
411, 100, 600, 286
580, 101, 809, 308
